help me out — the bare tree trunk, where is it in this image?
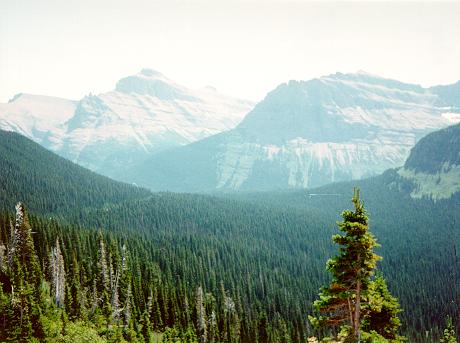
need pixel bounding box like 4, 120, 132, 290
354, 279, 361, 339
354, 252, 361, 341
347, 297, 354, 329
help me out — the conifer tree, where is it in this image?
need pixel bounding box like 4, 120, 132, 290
309, 189, 381, 340
0, 242, 6, 272
8, 203, 40, 284
223, 294, 240, 342
7, 203, 43, 341
123, 282, 132, 329
208, 310, 218, 343
97, 234, 109, 292
440, 316, 457, 343
258, 312, 269, 343
67, 251, 86, 320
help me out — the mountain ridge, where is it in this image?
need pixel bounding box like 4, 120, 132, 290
0, 129, 151, 214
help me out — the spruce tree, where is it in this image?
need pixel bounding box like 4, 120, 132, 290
7, 203, 44, 341
309, 189, 381, 341
8, 203, 40, 284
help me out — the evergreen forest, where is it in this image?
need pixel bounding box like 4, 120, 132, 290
0, 131, 459, 342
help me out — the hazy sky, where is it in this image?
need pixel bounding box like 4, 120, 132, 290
1, 0, 460, 103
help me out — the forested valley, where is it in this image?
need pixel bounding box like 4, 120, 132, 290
0, 131, 459, 342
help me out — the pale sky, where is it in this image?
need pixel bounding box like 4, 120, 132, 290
1, 0, 460, 103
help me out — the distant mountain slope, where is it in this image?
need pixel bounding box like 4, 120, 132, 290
131, 72, 460, 192
0, 130, 151, 214
403, 122, 460, 173
0, 93, 77, 149
396, 122, 460, 199
223, 122, 460, 206
0, 69, 254, 178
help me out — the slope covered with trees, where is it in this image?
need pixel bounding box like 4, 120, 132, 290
1, 129, 459, 341
220, 168, 460, 340
0, 201, 331, 342
0, 130, 151, 214
404, 122, 460, 173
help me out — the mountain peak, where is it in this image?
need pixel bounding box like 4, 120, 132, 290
356, 70, 381, 77
8, 93, 24, 103
115, 69, 193, 100
323, 70, 393, 84
139, 68, 165, 79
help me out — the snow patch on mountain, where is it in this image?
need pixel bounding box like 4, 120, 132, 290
0, 94, 77, 150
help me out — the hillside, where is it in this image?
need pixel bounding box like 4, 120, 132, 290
0, 130, 151, 214
1, 128, 459, 340
394, 123, 460, 200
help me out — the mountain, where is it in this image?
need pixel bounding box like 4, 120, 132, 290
223, 121, 460, 207
0, 69, 254, 178
130, 71, 460, 192
0, 129, 151, 214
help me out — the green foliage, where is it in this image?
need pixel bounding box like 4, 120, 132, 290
362, 276, 404, 342
360, 330, 389, 343
61, 321, 107, 343
162, 327, 197, 342
224, 172, 460, 341
440, 317, 457, 343
0, 130, 150, 215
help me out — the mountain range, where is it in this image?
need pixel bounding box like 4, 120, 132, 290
130, 71, 460, 191
2, 70, 460, 192
0, 68, 254, 177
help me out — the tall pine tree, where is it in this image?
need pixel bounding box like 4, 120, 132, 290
309, 189, 381, 341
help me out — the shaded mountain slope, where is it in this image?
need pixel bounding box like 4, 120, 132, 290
0, 130, 151, 214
